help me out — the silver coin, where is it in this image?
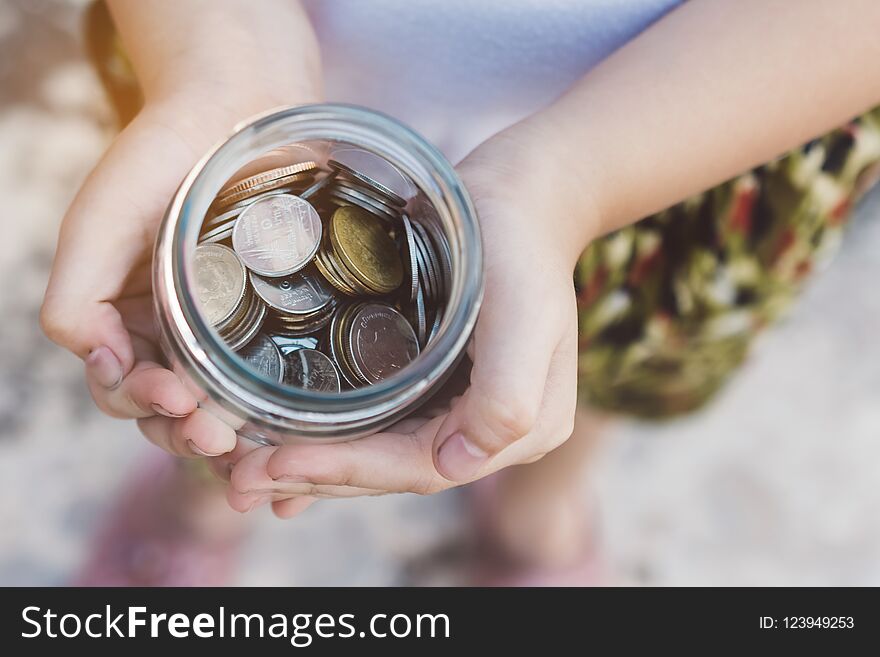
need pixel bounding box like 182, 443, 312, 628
232, 193, 322, 277
428, 307, 442, 344
223, 294, 268, 351
328, 306, 362, 388
412, 221, 442, 301
400, 214, 419, 303
411, 195, 452, 295
299, 172, 337, 201
327, 185, 399, 224
199, 222, 235, 244
270, 334, 320, 355
193, 244, 247, 327
236, 332, 284, 383
328, 148, 411, 206
332, 178, 401, 219
411, 230, 436, 303
283, 348, 341, 392
413, 284, 427, 347
204, 205, 243, 229
249, 267, 335, 316
348, 303, 419, 383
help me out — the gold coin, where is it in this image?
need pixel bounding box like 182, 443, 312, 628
315, 247, 359, 296
329, 206, 402, 294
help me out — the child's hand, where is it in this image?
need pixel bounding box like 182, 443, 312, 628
224, 123, 589, 518
41, 0, 322, 459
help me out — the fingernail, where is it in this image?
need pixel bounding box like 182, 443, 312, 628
436, 432, 489, 481
86, 346, 123, 389
187, 439, 223, 457
151, 403, 187, 418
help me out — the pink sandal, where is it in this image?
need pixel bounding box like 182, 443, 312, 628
73, 450, 246, 587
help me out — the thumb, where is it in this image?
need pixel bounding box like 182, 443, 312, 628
431, 268, 566, 481
40, 111, 200, 379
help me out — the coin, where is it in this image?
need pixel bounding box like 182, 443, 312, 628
329, 178, 400, 223
270, 334, 321, 355
348, 303, 419, 383
328, 148, 410, 206
219, 161, 318, 198
223, 291, 267, 351
428, 307, 442, 343
300, 171, 337, 201
232, 193, 322, 277
199, 226, 233, 244
236, 333, 284, 383
328, 304, 363, 388
249, 267, 335, 316
215, 170, 314, 209
283, 348, 341, 392
412, 284, 427, 347
329, 206, 403, 294
194, 244, 247, 327
399, 214, 420, 304
412, 220, 443, 300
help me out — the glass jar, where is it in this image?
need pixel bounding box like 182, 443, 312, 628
153, 104, 483, 444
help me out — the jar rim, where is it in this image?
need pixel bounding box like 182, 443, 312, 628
154, 104, 483, 435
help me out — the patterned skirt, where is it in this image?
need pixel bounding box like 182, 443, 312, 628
575, 108, 880, 418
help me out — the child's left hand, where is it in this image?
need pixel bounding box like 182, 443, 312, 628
219, 122, 592, 518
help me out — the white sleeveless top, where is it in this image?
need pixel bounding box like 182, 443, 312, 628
303, 0, 681, 162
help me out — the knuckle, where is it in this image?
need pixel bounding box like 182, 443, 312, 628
411, 472, 444, 496
39, 299, 74, 346
478, 393, 537, 448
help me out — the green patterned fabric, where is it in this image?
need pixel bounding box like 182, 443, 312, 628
576, 108, 880, 418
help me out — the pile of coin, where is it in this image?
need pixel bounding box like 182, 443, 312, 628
193, 146, 450, 392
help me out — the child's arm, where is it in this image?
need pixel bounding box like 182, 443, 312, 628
41, 0, 322, 457
237, 0, 880, 513
535, 0, 880, 252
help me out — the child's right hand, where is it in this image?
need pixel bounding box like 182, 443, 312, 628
40, 0, 322, 458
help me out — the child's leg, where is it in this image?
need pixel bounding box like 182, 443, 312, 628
481, 406, 609, 568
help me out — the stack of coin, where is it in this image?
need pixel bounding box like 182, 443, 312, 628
194, 244, 267, 351
315, 206, 404, 296
199, 161, 318, 244
250, 267, 338, 336
191, 146, 452, 392
327, 302, 420, 387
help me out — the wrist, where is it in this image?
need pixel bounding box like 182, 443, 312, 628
461, 118, 602, 268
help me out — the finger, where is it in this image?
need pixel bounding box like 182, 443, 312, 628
431, 271, 572, 481
230, 418, 452, 496
137, 408, 237, 458
272, 496, 318, 519
484, 320, 579, 471
87, 360, 197, 419
40, 111, 200, 376
230, 443, 416, 500
206, 437, 262, 481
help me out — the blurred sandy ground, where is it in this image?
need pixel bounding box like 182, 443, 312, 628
2, 0, 880, 586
